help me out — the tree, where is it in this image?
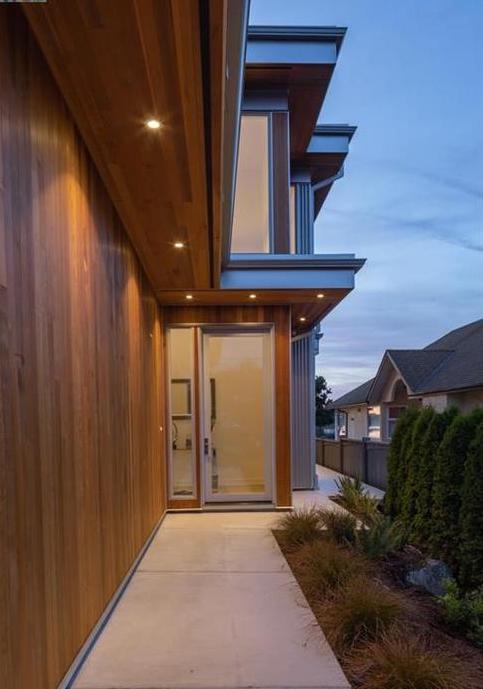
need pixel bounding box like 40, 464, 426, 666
315, 375, 333, 427
459, 420, 483, 589
384, 406, 420, 519
400, 406, 436, 531
430, 408, 483, 565
412, 407, 458, 544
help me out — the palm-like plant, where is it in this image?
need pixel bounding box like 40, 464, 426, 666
335, 475, 380, 524
356, 514, 404, 559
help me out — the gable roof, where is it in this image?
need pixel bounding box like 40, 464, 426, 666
328, 378, 374, 409
386, 349, 452, 393
330, 318, 483, 408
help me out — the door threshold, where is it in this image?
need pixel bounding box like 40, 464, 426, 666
203, 502, 278, 512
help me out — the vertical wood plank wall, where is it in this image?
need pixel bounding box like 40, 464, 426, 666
0, 9, 166, 689
165, 306, 292, 507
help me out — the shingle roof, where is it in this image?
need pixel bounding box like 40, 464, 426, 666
329, 318, 483, 406
424, 319, 483, 351
418, 319, 483, 394
386, 350, 452, 392
328, 378, 374, 409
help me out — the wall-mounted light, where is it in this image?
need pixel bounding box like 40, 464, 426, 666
317, 293, 325, 299
299, 316, 306, 322
185, 294, 193, 300
249, 293, 257, 299
146, 119, 161, 130
174, 241, 185, 249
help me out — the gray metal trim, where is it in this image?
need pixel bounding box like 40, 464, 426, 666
248, 25, 346, 53
220, 267, 357, 290
307, 136, 350, 155
313, 124, 357, 139
226, 253, 365, 271
291, 170, 312, 184
246, 40, 337, 66
294, 182, 314, 254
242, 92, 289, 111
291, 331, 316, 489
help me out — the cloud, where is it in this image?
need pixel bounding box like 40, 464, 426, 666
325, 207, 483, 253
355, 155, 483, 201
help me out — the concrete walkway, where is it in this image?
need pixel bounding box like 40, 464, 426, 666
294, 465, 384, 510
74, 507, 349, 689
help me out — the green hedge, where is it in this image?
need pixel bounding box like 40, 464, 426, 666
385, 405, 483, 588
412, 407, 457, 544
400, 406, 436, 532
384, 407, 419, 519
431, 408, 483, 566
459, 420, 483, 589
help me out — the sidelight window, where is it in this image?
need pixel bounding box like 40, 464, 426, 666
231, 114, 271, 253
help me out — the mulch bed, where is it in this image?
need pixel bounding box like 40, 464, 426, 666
273, 530, 483, 686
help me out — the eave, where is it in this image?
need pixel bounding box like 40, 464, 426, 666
245, 25, 347, 156
292, 125, 357, 216
367, 353, 413, 404
408, 383, 483, 398
155, 253, 365, 333
23, 0, 248, 291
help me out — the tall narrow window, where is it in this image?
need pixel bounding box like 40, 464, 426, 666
231, 114, 271, 253
289, 184, 296, 253
168, 328, 196, 497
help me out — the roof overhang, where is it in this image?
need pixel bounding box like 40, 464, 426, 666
24, 0, 249, 291
408, 383, 483, 398
245, 26, 347, 155
367, 353, 413, 403
155, 253, 365, 333
328, 402, 369, 411
293, 125, 356, 215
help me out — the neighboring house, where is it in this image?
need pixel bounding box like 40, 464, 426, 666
1, 5, 362, 689
330, 379, 379, 440
329, 319, 483, 441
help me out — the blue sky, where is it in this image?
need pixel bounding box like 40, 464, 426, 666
250, 0, 483, 398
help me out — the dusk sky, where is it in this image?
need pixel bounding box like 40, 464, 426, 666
250, 0, 483, 399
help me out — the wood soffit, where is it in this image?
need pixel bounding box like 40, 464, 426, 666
156, 287, 351, 333
244, 64, 335, 157
23, 0, 227, 292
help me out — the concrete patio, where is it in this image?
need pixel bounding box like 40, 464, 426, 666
72, 468, 359, 689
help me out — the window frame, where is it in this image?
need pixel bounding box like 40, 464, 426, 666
231, 111, 274, 254
387, 405, 407, 439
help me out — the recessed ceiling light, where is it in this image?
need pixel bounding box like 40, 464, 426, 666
249, 293, 257, 299
146, 119, 161, 129
174, 241, 185, 249
299, 316, 306, 322
185, 294, 193, 300
317, 293, 325, 299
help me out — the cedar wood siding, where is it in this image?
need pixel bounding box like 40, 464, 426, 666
0, 9, 166, 689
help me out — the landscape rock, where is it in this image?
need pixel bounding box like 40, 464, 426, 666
407, 559, 453, 597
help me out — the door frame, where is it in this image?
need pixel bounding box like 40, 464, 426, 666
199, 324, 275, 504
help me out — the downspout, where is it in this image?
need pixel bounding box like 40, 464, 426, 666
311, 165, 345, 193
309, 166, 345, 255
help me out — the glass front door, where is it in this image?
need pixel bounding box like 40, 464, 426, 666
202, 328, 273, 502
